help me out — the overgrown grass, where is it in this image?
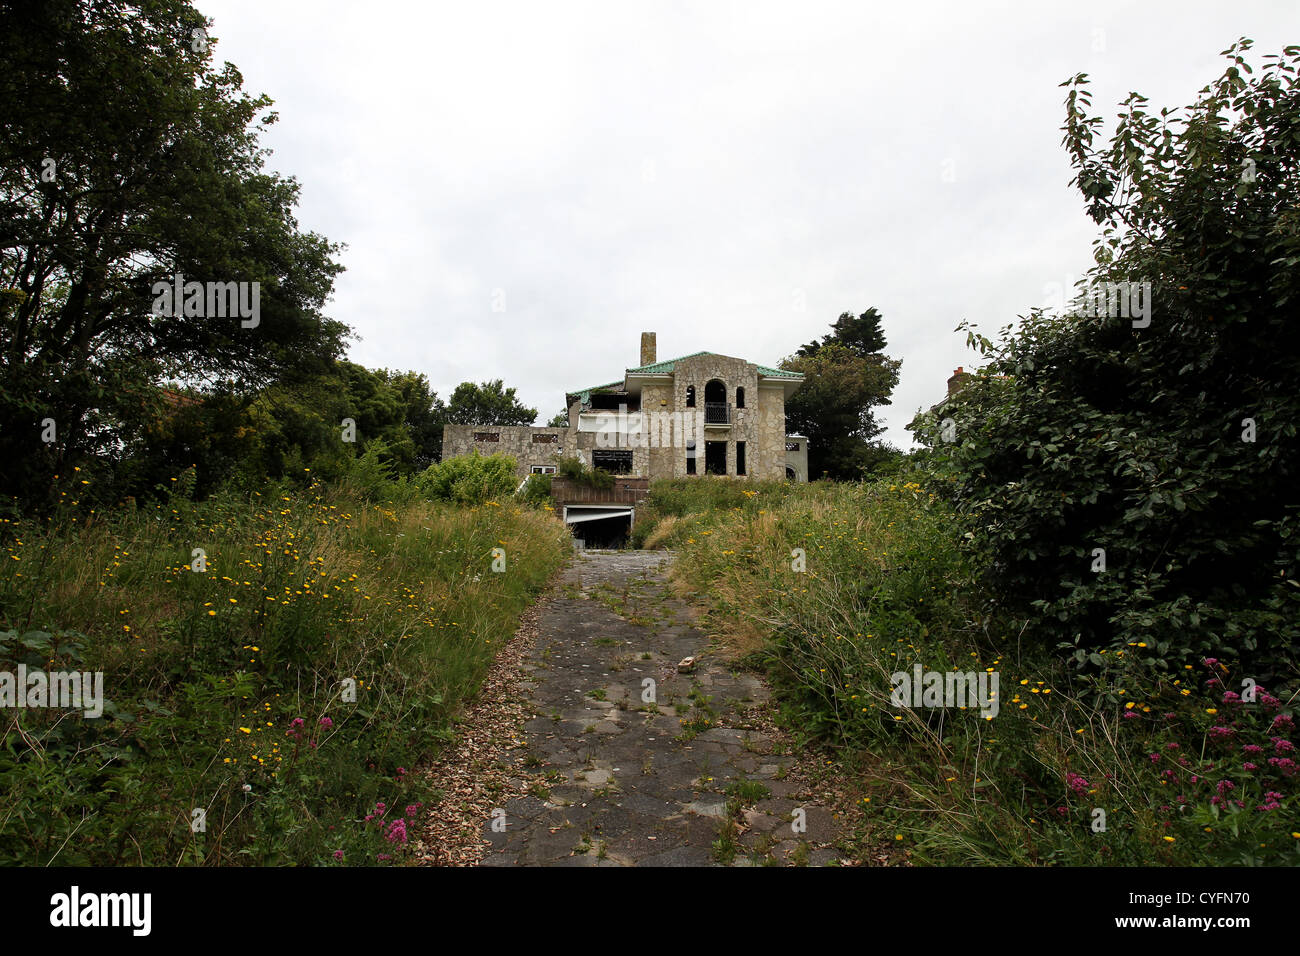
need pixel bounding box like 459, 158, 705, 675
641, 477, 1300, 865
0, 472, 569, 865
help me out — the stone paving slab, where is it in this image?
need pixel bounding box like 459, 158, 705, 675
476, 549, 847, 866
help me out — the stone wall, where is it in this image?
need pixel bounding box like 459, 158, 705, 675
753, 383, 788, 480
441, 424, 575, 477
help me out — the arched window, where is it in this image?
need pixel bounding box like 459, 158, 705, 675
736, 387, 745, 409
685, 385, 695, 408
704, 379, 727, 425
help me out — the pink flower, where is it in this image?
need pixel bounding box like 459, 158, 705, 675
1242, 744, 1263, 754
333, 849, 344, 860
319, 716, 333, 728
1065, 772, 1090, 794
1272, 738, 1295, 753
385, 818, 408, 844
1243, 762, 1258, 771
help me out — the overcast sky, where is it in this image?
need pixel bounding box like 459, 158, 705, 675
201, 0, 1296, 446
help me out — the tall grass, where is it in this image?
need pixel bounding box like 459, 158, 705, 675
0, 473, 569, 865
641, 477, 1299, 865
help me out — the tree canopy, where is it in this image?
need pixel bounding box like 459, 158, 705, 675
0, 0, 347, 506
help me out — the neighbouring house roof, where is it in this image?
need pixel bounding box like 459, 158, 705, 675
566, 352, 804, 402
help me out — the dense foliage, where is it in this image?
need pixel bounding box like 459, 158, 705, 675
912, 40, 1300, 677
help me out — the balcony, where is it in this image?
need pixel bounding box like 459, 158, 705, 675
703, 402, 731, 427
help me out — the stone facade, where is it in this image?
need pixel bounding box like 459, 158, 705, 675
441, 424, 574, 475
442, 333, 808, 482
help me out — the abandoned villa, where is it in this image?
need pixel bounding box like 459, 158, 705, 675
442, 333, 809, 541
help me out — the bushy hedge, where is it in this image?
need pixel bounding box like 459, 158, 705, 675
913, 42, 1300, 677
416, 452, 519, 505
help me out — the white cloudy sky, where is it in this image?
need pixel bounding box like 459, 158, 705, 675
201, 0, 1296, 446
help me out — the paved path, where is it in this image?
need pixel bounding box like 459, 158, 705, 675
478, 550, 846, 866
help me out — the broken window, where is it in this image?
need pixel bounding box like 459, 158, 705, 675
532, 433, 559, 443
473, 432, 499, 442
705, 440, 727, 475
736, 441, 746, 476
785, 441, 801, 452
592, 449, 633, 474
530, 465, 557, 474
685, 385, 695, 408
685, 439, 697, 475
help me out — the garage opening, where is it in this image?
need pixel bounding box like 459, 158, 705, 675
565, 505, 634, 549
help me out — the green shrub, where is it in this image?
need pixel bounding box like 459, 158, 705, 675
518, 472, 554, 506
416, 452, 519, 504
912, 42, 1300, 676
556, 456, 614, 490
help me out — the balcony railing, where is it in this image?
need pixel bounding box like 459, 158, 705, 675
704, 402, 731, 425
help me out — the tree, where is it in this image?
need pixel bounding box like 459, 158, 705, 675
379, 369, 446, 469
546, 410, 570, 427
797, 308, 888, 359
917, 40, 1300, 673
782, 310, 901, 480
444, 380, 537, 427
0, 0, 347, 506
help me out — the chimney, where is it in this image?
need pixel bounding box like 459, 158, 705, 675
640, 331, 657, 367
947, 366, 970, 398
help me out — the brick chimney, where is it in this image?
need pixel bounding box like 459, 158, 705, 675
947, 366, 971, 397
640, 331, 657, 367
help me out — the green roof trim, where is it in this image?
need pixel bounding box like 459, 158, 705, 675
625, 350, 711, 375
566, 352, 803, 402
755, 364, 804, 379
